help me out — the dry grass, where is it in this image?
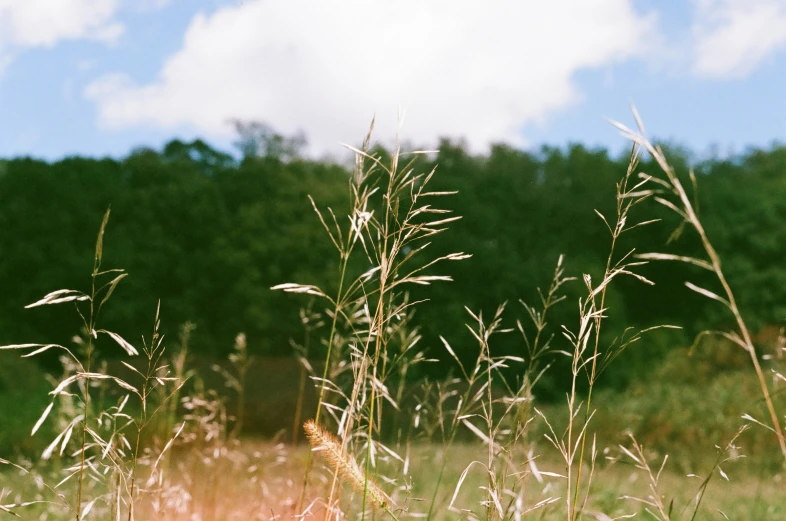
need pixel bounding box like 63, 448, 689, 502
0, 110, 783, 521
1, 441, 783, 520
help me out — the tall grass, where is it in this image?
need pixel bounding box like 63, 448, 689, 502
277, 115, 784, 520
0, 110, 783, 521
0, 210, 188, 520
612, 109, 786, 461
274, 118, 471, 519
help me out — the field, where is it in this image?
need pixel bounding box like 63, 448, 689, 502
0, 119, 785, 521
1, 439, 784, 520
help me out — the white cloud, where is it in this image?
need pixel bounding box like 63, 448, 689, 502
692, 0, 786, 78
0, 0, 123, 49
0, 0, 124, 76
86, 0, 657, 154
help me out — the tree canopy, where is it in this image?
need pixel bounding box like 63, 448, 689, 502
1, 134, 783, 397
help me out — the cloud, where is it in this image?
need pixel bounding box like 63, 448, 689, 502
0, 0, 123, 75
0, 0, 123, 50
692, 0, 786, 78
86, 0, 657, 154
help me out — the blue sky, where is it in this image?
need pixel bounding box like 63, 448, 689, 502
2, 0, 786, 161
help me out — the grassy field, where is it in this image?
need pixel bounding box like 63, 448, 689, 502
0, 117, 785, 520
1, 440, 784, 520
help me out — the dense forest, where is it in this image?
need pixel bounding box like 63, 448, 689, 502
1, 128, 784, 398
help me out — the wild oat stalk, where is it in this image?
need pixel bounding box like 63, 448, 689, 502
340, 130, 468, 521
530, 142, 678, 521
445, 258, 572, 521
303, 420, 394, 516
0, 209, 137, 520
610, 107, 786, 463
275, 122, 378, 511
275, 121, 468, 518
620, 426, 746, 520
0, 211, 186, 520
569, 142, 672, 521
428, 259, 568, 521
445, 305, 513, 521
157, 321, 195, 469
121, 302, 188, 521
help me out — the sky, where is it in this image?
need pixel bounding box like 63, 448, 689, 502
2, 0, 786, 161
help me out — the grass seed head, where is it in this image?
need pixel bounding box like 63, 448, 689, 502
303, 420, 390, 509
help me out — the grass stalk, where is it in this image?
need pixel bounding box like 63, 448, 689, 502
76, 208, 113, 520
612, 111, 786, 462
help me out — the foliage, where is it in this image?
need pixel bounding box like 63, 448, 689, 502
0, 134, 785, 402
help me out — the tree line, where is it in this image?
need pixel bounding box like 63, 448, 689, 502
1, 131, 784, 397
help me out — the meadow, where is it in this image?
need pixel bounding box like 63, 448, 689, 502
0, 114, 784, 520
